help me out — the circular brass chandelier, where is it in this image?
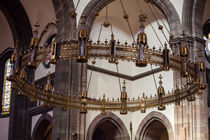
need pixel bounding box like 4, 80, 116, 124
7, 0, 206, 114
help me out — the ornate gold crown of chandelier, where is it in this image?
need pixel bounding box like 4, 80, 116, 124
7, 0, 206, 114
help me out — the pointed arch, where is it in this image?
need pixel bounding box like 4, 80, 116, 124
32, 113, 52, 140
135, 111, 174, 140
79, 0, 181, 37
87, 112, 130, 140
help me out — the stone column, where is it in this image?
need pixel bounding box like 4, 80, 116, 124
174, 37, 208, 140
192, 38, 208, 140
51, 0, 86, 140
52, 60, 86, 140
9, 68, 34, 140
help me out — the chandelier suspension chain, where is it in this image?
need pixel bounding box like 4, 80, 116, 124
136, 0, 164, 48
150, 64, 158, 91
97, 24, 103, 41
106, 5, 108, 21
116, 64, 122, 93
119, 0, 136, 45
86, 62, 94, 93
97, 6, 113, 42
151, 4, 170, 34
147, 19, 164, 48
147, 3, 169, 43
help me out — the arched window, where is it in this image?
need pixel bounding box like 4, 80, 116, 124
203, 19, 210, 58
1, 59, 12, 115
0, 49, 13, 117
203, 19, 210, 108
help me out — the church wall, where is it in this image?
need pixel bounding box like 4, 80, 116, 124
0, 117, 9, 140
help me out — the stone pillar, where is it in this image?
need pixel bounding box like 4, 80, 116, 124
51, 1, 86, 139
192, 38, 208, 140
8, 91, 30, 140
9, 68, 34, 140
52, 60, 86, 140
174, 37, 208, 140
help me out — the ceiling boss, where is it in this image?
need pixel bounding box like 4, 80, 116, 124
7, 0, 206, 114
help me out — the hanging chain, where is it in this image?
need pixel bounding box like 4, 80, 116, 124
147, 3, 169, 43
119, 0, 136, 45
116, 64, 122, 93
98, 24, 103, 41
148, 19, 164, 48
135, 0, 164, 48
87, 65, 94, 93
150, 64, 158, 91
106, 5, 108, 21
151, 4, 170, 34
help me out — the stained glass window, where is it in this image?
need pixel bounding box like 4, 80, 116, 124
1, 59, 12, 115
204, 33, 210, 56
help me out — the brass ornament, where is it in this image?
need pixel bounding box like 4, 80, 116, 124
8, 19, 203, 114
70, 11, 77, 18
140, 93, 146, 113
80, 91, 88, 114
10, 75, 199, 112
50, 37, 57, 64
120, 80, 128, 115
45, 72, 53, 92
162, 43, 170, 71
158, 104, 166, 111
158, 25, 163, 30
197, 89, 202, 95
199, 62, 205, 72
103, 21, 110, 27
187, 96, 195, 102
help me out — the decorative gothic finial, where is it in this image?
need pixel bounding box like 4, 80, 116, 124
45, 72, 53, 92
